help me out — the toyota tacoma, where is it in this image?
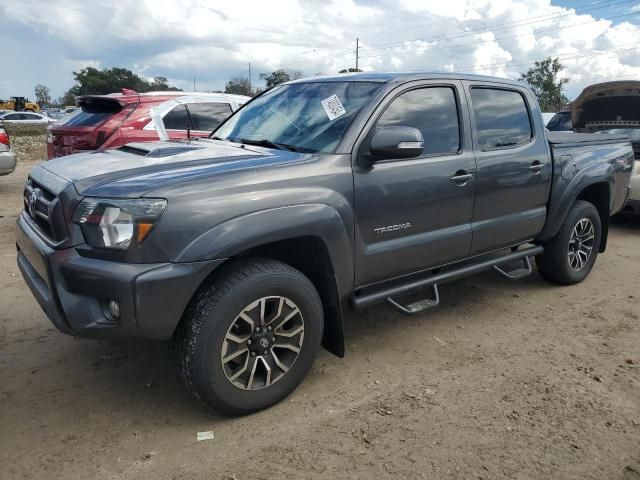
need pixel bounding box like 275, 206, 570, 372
16, 73, 634, 414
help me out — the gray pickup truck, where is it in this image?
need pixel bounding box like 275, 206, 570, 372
16, 73, 634, 414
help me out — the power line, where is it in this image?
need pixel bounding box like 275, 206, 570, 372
358, 0, 638, 54
357, 11, 640, 61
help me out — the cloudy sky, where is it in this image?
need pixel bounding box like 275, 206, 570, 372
0, 0, 639, 102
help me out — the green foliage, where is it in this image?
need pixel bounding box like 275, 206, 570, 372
224, 76, 253, 96
60, 67, 182, 105
34, 84, 51, 108
259, 69, 303, 89
519, 57, 569, 112
338, 68, 363, 73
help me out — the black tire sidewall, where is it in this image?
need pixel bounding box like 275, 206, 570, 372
193, 267, 323, 414
557, 202, 602, 283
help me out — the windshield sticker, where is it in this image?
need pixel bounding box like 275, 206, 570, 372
321, 94, 347, 121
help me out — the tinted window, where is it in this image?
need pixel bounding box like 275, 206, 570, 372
187, 102, 232, 131
23, 114, 42, 120
3, 113, 21, 120
376, 87, 460, 156
59, 110, 112, 127
470, 88, 532, 149
163, 105, 189, 130
546, 111, 572, 131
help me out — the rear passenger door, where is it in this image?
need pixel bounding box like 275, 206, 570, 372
353, 81, 476, 285
464, 83, 551, 254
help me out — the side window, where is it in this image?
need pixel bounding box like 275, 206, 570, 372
375, 87, 460, 156
5, 114, 21, 120
24, 114, 41, 120
163, 105, 190, 130
187, 102, 233, 131
470, 88, 532, 149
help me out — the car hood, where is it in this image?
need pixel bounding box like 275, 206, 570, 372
571, 81, 640, 132
40, 139, 307, 197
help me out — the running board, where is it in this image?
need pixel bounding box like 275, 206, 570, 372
351, 245, 543, 312
387, 284, 440, 314
493, 256, 533, 280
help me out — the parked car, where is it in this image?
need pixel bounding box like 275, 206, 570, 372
546, 110, 572, 131
0, 127, 16, 175
16, 73, 634, 415
0, 111, 55, 125
47, 91, 250, 159
571, 80, 640, 214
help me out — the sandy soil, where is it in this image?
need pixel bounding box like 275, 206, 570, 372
1, 163, 639, 480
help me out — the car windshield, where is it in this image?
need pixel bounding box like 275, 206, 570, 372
594, 128, 640, 142
214, 81, 382, 153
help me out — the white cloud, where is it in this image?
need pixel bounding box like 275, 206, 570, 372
0, 0, 638, 100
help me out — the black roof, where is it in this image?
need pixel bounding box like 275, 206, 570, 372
289, 71, 527, 87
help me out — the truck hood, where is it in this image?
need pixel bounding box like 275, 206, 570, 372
571, 81, 640, 132
40, 139, 307, 197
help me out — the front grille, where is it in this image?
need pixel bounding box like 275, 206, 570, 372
23, 178, 68, 243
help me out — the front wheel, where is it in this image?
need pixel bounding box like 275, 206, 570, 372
536, 200, 602, 285
175, 258, 323, 415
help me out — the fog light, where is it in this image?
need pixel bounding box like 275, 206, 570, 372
108, 300, 120, 319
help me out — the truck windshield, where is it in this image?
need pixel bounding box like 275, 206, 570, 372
214, 81, 382, 153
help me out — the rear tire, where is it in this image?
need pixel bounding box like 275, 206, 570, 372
175, 258, 323, 415
536, 200, 601, 285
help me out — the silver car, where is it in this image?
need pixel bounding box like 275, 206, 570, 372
0, 127, 16, 175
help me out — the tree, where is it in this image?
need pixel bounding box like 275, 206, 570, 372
338, 68, 363, 73
225, 76, 253, 96
259, 69, 303, 89
34, 84, 51, 108
60, 67, 182, 104
519, 57, 569, 112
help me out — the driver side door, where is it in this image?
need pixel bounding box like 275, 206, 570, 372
353, 81, 477, 285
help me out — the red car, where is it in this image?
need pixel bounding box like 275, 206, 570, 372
47, 91, 250, 159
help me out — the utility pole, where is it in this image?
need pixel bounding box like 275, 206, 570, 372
193, 75, 196, 92
355, 38, 359, 71
248, 62, 252, 90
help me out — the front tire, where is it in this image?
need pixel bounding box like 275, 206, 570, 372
175, 258, 323, 415
536, 200, 602, 285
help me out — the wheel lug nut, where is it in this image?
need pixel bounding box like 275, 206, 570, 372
263, 350, 268, 355
267, 326, 272, 331
247, 339, 252, 345
255, 327, 261, 333
251, 352, 256, 357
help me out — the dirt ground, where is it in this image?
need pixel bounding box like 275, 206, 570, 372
1, 162, 639, 480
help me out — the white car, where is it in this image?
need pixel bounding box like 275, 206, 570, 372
0, 127, 16, 175
0, 111, 56, 124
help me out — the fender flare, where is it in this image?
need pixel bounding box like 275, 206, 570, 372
538, 162, 613, 243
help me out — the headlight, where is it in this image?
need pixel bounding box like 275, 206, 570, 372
72, 198, 167, 249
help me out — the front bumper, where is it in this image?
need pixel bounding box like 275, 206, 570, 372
16, 213, 225, 340
0, 150, 17, 175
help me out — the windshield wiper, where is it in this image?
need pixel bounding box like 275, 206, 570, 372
237, 138, 300, 152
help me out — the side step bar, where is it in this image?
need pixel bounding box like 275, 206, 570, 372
351, 245, 543, 312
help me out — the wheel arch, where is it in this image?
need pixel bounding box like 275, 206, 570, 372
538, 165, 612, 252
174, 204, 354, 357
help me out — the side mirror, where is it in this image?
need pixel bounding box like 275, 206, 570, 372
370, 126, 424, 160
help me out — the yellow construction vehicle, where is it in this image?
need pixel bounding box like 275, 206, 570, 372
0, 97, 41, 112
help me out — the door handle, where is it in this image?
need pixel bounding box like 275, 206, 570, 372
529, 161, 545, 173
450, 171, 474, 185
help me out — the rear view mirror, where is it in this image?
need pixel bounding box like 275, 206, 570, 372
370, 126, 424, 159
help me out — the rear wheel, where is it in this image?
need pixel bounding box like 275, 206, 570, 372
536, 200, 602, 285
175, 258, 323, 415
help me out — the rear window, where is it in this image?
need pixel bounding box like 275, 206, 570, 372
57, 109, 112, 127
470, 88, 533, 149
